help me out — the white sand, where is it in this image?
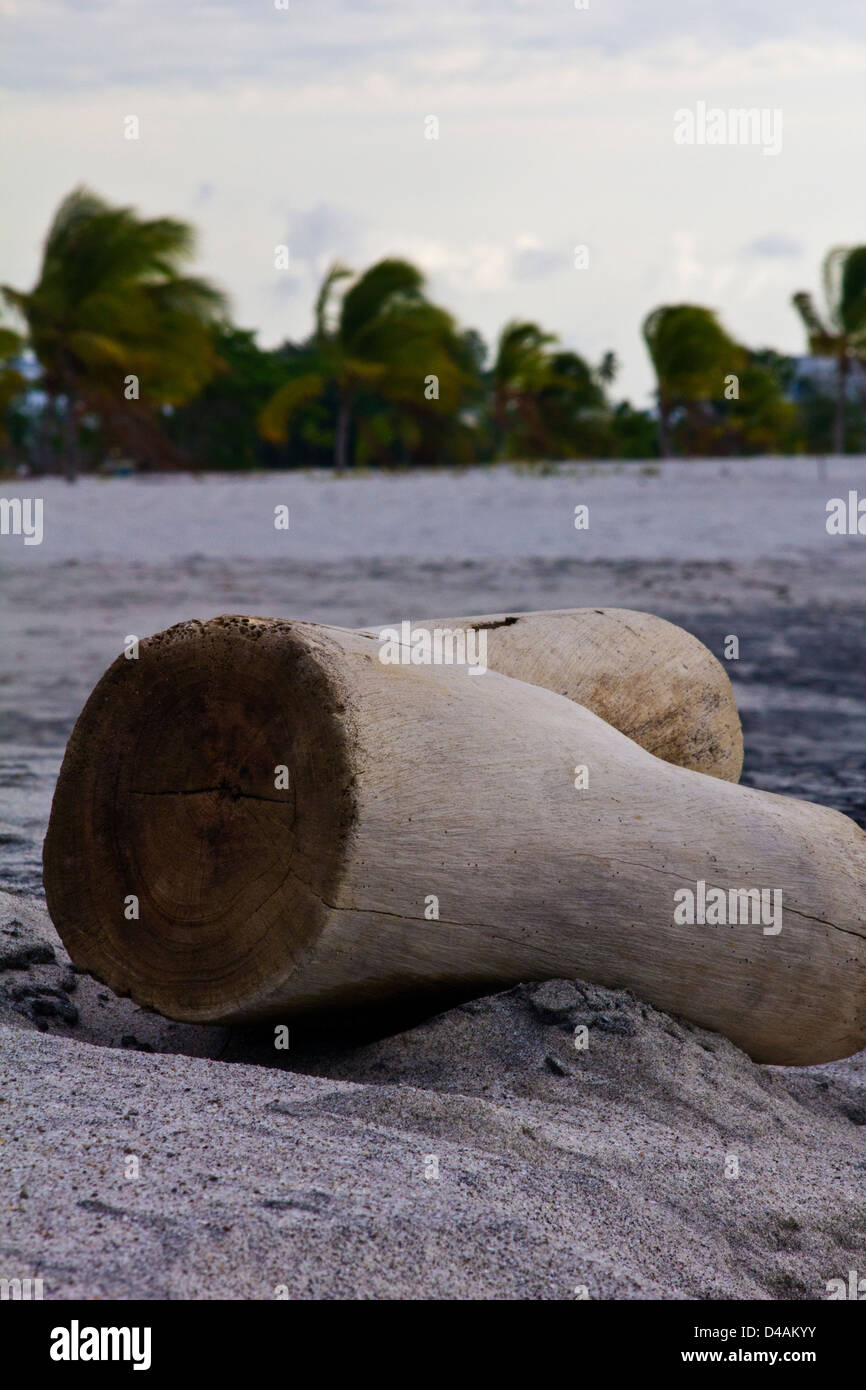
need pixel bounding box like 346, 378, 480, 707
1, 456, 865, 567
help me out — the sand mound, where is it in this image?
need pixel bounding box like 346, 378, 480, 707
2, 890, 866, 1299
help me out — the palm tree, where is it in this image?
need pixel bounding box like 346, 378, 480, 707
259, 258, 471, 468
724, 356, 799, 456
792, 246, 866, 455
596, 350, 619, 388
536, 350, 610, 458
490, 321, 559, 459
642, 305, 742, 457
491, 324, 615, 460
1, 186, 227, 478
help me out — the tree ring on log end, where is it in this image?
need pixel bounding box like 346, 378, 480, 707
43, 616, 354, 1024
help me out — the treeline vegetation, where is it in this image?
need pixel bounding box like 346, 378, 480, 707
2, 187, 866, 477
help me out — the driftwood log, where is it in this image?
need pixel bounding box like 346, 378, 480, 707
360, 609, 743, 781
43, 615, 866, 1064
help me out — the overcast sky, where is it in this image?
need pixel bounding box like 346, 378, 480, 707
3, 0, 865, 404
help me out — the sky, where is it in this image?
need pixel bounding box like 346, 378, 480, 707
2, 0, 866, 405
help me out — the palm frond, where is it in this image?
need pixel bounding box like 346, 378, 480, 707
339, 259, 425, 350
838, 246, 866, 335
314, 262, 353, 342
257, 371, 326, 443
791, 292, 836, 355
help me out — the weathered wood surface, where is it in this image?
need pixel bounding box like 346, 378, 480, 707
43, 615, 866, 1063
360, 608, 743, 780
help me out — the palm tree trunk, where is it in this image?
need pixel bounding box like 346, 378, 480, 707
657, 392, 672, 458
493, 390, 507, 461
334, 394, 351, 469
60, 394, 80, 482
834, 349, 849, 455
32, 394, 55, 475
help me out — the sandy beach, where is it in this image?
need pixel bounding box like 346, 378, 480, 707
1, 459, 865, 1299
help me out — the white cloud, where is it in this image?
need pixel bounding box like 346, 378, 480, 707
741, 235, 803, 259
401, 241, 513, 296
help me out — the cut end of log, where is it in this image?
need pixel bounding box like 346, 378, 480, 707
43, 616, 356, 1023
